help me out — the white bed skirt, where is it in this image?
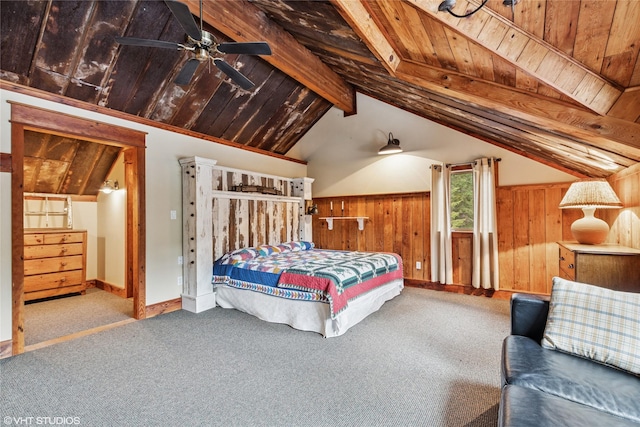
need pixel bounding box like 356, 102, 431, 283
214, 279, 404, 337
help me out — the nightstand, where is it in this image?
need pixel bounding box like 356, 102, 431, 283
558, 242, 640, 293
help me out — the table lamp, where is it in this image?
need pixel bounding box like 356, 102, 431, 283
559, 178, 622, 245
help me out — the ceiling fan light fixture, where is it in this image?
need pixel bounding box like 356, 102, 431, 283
194, 47, 208, 62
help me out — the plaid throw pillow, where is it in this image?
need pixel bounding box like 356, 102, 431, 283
542, 277, 640, 375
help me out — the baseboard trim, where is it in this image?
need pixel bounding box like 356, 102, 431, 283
181, 292, 215, 313
404, 279, 514, 300
146, 297, 182, 318
94, 279, 128, 298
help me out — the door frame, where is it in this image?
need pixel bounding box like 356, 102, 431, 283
10, 102, 147, 355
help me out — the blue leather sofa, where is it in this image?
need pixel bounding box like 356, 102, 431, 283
499, 293, 640, 426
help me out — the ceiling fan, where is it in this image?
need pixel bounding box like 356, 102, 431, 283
115, 0, 271, 90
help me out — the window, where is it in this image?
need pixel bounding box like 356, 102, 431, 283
450, 169, 474, 230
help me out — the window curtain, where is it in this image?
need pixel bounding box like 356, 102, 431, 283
430, 164, 453, 284
472, 158, 500, 289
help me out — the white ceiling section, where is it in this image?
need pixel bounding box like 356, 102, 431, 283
290, 93, 575, 197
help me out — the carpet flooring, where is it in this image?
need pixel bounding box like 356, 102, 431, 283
2, 287, 510, 426
24, 288, 133, 346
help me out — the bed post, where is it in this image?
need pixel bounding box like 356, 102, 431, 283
179, 156, 217, 313
292, 177, 314, 242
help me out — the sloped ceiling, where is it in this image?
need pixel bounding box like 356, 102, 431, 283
2, 0, 640, 195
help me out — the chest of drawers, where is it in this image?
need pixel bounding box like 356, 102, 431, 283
558, 242, 640, 293
24, 229, 87, 301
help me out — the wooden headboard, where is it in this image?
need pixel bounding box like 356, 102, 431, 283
179, 156, 312, 313
209, 165, 301, 256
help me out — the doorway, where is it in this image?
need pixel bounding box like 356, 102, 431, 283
10, 102, 146, 356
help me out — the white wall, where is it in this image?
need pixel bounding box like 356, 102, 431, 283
0, 88, 307, 341
288, 93, 575, 197
97, 153, 126, 288
75, 202, 99, 281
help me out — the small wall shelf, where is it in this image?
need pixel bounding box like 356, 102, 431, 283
319, 216, 369, 231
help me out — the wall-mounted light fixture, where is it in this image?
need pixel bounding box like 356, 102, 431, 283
306, 203, 319, 215
378, 132, 402, 155
559, 178, 623, 245
100, 180, 119, 194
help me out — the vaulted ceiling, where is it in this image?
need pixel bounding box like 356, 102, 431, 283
2, 0, 640, 195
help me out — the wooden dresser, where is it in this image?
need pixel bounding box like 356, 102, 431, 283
558, 241, 640, 293
24, 229, 87, 301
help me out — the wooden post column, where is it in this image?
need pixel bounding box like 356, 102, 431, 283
179, 156, 217, 313
292, 177, 314, 242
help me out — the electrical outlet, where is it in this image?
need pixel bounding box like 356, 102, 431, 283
170, 210, 177, 220
416, 261, 421, 270
177, 276, 183, 287
178, 256, 183, 265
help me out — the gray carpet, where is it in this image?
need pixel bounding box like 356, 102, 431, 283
1, 288, 510, 426
24, 288, 133, 346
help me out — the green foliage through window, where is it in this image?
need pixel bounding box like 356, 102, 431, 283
450, 171, 474, 230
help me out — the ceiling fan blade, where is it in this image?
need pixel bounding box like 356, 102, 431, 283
115, 36, 181, 50
164, 0, 201, 42
213, 59, 255, 90
217, 42, 272, 56
174, 58, 201, 85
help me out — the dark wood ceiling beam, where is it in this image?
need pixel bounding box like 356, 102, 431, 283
184, 0, 356, 115
408, 0, 623, 116
396, 61, 640, 156
330, 0, 401, 75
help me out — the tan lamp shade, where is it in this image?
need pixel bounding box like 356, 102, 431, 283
559, 178, 623, 245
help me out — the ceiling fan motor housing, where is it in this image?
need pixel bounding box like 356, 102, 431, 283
196, 30, 214, 48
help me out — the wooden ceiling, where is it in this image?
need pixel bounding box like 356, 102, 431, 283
2, 0, 640, 195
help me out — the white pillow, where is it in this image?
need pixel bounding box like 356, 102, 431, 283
542, 277, 640, 375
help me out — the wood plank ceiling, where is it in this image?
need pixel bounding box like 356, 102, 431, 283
1, 0, 640, 195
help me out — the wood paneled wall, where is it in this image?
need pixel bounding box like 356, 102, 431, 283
603, 163, 640, 249
312, 169, 639, 295
311, 193, 430, 281
452, 232, 473, 285
496, 183, 579, 294
313, 184, 575, 294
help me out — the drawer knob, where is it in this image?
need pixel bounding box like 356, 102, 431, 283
559, 256, 565, 261
60, 277, 66, 282
568, 263, 574, 269
60, 262, 67, 267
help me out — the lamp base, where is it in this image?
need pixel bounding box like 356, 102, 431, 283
571, 207, 609, 245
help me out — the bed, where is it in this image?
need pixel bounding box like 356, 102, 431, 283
179, 156, 404, 337
213, 242, 404, 337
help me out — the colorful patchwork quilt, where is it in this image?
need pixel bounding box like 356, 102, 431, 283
213, 242, 403, 318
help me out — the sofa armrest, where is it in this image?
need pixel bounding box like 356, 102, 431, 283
510, 293, 550, 343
